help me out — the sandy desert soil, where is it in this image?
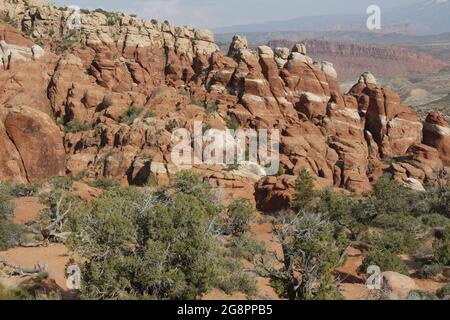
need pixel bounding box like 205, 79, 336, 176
13, 197, 46, 225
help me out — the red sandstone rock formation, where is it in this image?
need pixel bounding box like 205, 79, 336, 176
0, 0, 447, 209
267, 39, 450, 80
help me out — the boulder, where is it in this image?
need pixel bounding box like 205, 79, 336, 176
381, 272, 417, 300
3, 106, 65, 183
423, 112, 450, 166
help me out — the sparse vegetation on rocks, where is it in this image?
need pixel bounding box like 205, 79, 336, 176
120, 106, 143, 124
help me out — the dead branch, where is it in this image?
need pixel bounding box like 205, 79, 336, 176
0, 258, 48, 276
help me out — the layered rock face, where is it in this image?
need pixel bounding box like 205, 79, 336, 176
0, 0, 447, 209
267, 39, 450, 80
423, 112, 450, 166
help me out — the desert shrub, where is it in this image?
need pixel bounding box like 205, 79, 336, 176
165, 119, 178, 132
89, 178, 120, 190
369, 230, 419, 254
225, 163, 240, 171
177, 88, 189, 96
9, 183, 41, 197
436, 284, 450, 299
202, 123, 212, 134
205, 101, 219, 114
421, 214, 450, 228
416, 264, 443, 279
3, 15, 17, 27
0, 282, 30, 300
226, 114, 240, 130
433, 226, 450, 265
317, 189, 375, 240
372, 174, 418, 216
120, 106, 143, 124
425, 176, 450, 217
64, 120, 91, 133
229, 234, 266, 260
0, 186, 20, 250
217, 259, 257, 297
144, 110, 156, 118
0, 284, 20, 300
359, 249, 409, 275
262, 212, 348, 300
57, 30, 80, 54
372, 214, 430, 243
0, 183, 13, 213
67, 172, 249, 299
367, 159, 376, 175
0, 281, 61, 300
93, 8, 117, 18
49, 176, 74, 190
189, 95, 203, 106
225, 199, 255, 236
144, 174, 158, 187
406, 290, 437, 300
38, 186, 79, 234
291, 169, 317, 212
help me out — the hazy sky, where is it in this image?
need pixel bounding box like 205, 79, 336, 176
52, 0, 422, 28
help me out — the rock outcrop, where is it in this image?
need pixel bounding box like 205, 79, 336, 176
267, 39, 450, 80
0, 105, 65, 183
423, 112, 450, 166
0, 0, 447, 208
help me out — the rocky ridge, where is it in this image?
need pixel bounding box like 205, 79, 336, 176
0, 0, 448, 211
267, 39, 450, 80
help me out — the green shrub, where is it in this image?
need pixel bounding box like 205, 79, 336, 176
317, 189, 374, 240
165, 119, 178, 132
406, 290, 437, 300
372, 174, 418, 216
49, 176, 74, 190
229, 234, 266, 260
416, 264, 443, 279
177, 88, 189, 96
9, 183, 41, 197
64, 120, 91, 133
66, 171, 248, 299
225, 163, 240, 172
436, 284, 450, 299
421, 214, 450, 228
225, 199, 255, 236
292, 169, 317, 212
190, 95, 203, 106
57, 30, 81, 54
89, 178, 120, 190
202, 123, 212, 134
433, 226, 450, 265
0, 185, 21, 250
263, 212, 348, 300
93, 8, 117, 18
217, 260, 257, 297
226, 114, 240, 130
359, 249, 409, 275
144, 110, 156, 118
2, 16, 17, 27
205, 101, 219, 114
367, 159, 376, 175
120, 106, 143, 125
0, 183, 13, 214
369, 230, 419, 254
